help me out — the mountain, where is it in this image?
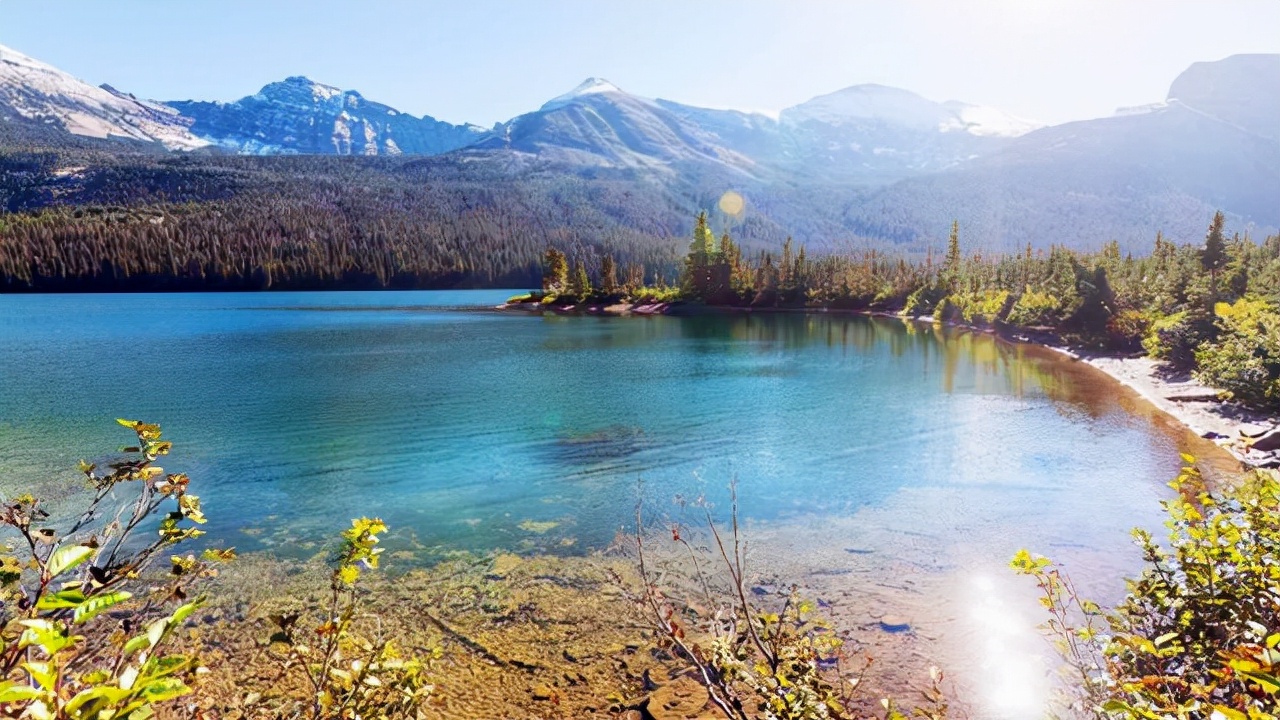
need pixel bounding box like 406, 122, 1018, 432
166, 77, 485, 155
470, 78, 1039, 186
0, 43, 206, 150
774, 84, 1039, 184
471, 78, 762, 177
1166, 53, 1280, 142
855, 54, 1280, 251
1, 44, 1276, 263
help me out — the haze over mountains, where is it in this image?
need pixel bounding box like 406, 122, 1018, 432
1, 41, 1277, 255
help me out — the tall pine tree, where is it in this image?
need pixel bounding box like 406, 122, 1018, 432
1201, 211, 1228, 306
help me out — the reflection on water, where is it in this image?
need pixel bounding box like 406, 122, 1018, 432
0, 293, 1229, 718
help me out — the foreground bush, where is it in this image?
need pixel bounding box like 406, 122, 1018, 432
1013, 458, 1280, 719
0, 421, 430, 720
632, 490, 947, 720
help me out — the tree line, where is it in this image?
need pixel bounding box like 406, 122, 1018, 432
537, 211, 1280, 411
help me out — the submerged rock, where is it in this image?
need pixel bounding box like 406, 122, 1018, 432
1251, 427, 1280, 452
879, 615, 912, 633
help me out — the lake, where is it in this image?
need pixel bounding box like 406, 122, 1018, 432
0, 290, 1222, 717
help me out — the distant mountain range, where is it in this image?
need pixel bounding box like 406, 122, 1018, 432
1, 41, 1277, 254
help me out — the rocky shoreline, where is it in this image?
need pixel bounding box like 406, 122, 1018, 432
500, 298, 1280, 469
1060, 352, 1279, 469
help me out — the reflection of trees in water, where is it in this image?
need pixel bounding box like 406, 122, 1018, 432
529, 311, 1152, 428
664, 311, 1133, 419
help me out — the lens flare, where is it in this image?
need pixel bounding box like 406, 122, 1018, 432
718, 190, 745, 217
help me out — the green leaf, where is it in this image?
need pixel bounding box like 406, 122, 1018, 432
47, 545, 95, 579
21, 661, 57, 691
0, 681, 44, 703
123, 633, 152, 657
1210, 705, 1248, 720
141, 654, 193, 681
140, 678, 190, 703
169, 599, 202, 626
63, 685, 131, 716
36, 588, 87, 610
73, 590, 132, 624
1101, 700, 1135, 713
1239, 670, 1280, 694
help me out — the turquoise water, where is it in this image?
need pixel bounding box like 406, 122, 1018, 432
1, 290, 1222, 718
1, 291, 1195, 563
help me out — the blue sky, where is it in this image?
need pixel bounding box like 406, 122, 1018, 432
2, 0, 1278, 127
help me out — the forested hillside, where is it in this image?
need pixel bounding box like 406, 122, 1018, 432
2, 45, 1277, 284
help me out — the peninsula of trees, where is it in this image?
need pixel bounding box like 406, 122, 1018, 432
524, 211, 1280, 412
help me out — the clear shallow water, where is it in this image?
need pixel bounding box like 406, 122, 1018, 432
1, 290, 1223, 718
1, 291, 1202, 562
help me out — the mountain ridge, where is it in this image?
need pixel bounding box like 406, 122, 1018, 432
0, 45, 1276, 256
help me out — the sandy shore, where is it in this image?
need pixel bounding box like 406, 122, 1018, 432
1057, 351, 1278, 467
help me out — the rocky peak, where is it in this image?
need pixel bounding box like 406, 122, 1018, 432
1167, 54, 1280, 140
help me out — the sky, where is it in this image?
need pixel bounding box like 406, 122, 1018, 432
2, 0, 1278, 128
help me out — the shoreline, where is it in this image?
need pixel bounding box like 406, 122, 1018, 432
500, 298, 1280, 469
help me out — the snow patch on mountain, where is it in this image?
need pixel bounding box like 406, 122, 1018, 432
782, 84, 946, 129
1114, 101, 1169, 117
0, 43, 207, 149
781, 84, 1038, 138
540, 78, 625, 111
941, 102, 1042, 137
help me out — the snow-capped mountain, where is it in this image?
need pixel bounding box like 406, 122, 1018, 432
769, 84, 1042, 183
470, 79, 1039, 183
0, 43, 206, 149
0, 44, 1040, 183
781, 84, 1039, 137
166, 77, 485, 155
474, 79, 760, 175
2, 43, 1275, 252
540, 78, 625, 111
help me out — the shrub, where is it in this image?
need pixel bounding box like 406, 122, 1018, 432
1193, 298, 1280, 410
1105, 309, 1154, 353
942, 290, 1011, 326
1005, 287, 1064, 328
263, 518, 434, 719
1144, 310, 1216, 369
0, 419, 228, 719
631, 488, 947, 720
1012, 458, 1280, 719
0, 420, 432, 720
628, 285, 682, 304
902, 284, 948, 318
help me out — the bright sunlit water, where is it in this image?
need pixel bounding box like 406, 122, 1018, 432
0, 290, 1223, 718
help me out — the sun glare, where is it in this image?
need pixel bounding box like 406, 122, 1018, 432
718, 189, 745, 217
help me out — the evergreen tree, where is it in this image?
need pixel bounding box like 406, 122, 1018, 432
542, 248, 568, 294
600, 254, 618, 295
569, 260, 591, 299
1201, 211, 1228, 305
681, 211, 719, 297
781, 237, 794, 293
944, 220, 961, 290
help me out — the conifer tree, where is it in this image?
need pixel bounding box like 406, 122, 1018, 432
1201, 211, 1228, 305
682, 211, 719, 297
944, 220, 961, 290
570, 260, 591, 299
600, 254, 618, 295
542, 248, 568, 294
